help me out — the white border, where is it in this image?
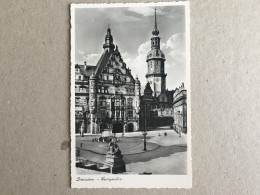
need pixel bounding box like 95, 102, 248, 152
70, 1, 191, 188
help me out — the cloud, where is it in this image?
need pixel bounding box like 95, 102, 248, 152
126, 41, 151, 86
126, 33, 186, 89
127, 7, 164, 17
82, 53, 100, 65
162, 33, 186, 68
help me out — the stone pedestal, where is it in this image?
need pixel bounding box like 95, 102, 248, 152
101, 128, 113, 137
104, 153, 126, 173
103, 137, 126, 173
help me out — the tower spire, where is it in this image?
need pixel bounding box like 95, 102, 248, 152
103, 26, 115, 51
154, 9, 157, 31
152, 8, 159, 36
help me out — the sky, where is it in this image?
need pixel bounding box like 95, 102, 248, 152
74, 5, 187, 90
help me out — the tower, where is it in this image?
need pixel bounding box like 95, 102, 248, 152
103, 27, 115, 52
134, 77, 141, 131
134, 77, 141, 113
146, 9, 167, 97
89, 73, 97, 134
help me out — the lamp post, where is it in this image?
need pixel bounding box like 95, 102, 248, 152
143, 103, 147, 151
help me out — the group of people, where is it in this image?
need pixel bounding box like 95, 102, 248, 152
92, 136, 120, 143
158, 132, 168, 136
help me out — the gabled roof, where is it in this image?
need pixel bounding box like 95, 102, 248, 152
94, 50, 113, 76
76, 64, 96, 77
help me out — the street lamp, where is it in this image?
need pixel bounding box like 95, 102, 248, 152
143, 103, 148, 151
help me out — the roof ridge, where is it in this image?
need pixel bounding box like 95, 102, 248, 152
94, 50, 113, 76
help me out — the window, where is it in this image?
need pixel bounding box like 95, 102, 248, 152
100, 99, 106, 107
127, 98, 133, 108
75, 97, 80, 104
116, 110, 120, 118
101, 111, 106, 118
128, 111, 133, 119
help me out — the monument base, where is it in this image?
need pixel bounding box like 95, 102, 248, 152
104, 154, 126, 173
101, 128, 113, 137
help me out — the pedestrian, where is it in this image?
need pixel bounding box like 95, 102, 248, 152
80, 143, 83, 148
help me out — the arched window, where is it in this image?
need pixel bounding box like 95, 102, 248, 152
127, 98, 133, 108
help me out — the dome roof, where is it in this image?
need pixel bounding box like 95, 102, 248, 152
146, 49, 165, 61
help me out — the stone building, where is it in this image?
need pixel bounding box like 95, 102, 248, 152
75, 27, 140, 135
173, 83, 187, 133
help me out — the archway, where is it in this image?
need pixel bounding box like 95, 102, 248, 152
112, 123, 123, 133
127, 123, 134, 132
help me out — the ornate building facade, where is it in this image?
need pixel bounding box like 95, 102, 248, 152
75, 28, 141, 135
173, 83, 187, 133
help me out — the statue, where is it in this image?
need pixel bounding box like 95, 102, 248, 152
104, 136, 126, 173
108, 137, 121, 156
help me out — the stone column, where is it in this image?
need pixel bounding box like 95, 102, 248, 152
135, 119, 139, 131
124, 123, 127, 133
90, 114, 93, 134
119, 105, 122, 119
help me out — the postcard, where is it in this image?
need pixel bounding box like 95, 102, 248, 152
70, 2, 191, 188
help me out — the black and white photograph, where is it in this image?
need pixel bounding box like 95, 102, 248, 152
71, 2, 191, 188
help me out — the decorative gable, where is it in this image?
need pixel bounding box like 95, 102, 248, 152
100, 46, 134, 87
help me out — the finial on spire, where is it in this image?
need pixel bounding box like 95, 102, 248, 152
155, 8, 157, 30
152, 8, 159, 36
